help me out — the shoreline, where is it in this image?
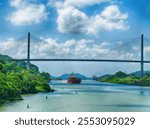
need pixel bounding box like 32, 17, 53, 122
0, 87, 55, 106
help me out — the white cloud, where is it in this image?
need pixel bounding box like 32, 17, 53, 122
144, 47, 150, 55
0, 37, 140, 60
57, 6, 88, 33
10, 0, 23, 8
56, 3, 129, 35
101, 5, 128, 20
0, 39, 27, 58
6, 0, 48, 25
87, 5, 129, 34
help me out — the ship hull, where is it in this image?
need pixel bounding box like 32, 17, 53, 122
67, 78, 81, 84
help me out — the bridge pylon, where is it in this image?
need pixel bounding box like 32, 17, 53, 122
27, 32, 30, 70
141, 34, 144, 78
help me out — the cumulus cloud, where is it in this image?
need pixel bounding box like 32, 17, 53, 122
0, 38, 27, 58
0, 37, 140, 60
6, 0, 48, 25
57, 6, 88, 33
144, 46, 150, 60
87, 5, 129, 34
101, 5, 128, 20
56, 2, 129, 35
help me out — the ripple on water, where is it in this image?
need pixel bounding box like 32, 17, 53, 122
1, 80, 150, 112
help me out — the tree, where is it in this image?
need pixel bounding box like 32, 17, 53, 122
0, 54, 53, 104
0, 63, 3, 72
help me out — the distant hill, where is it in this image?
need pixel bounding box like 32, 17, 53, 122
57, 73, 92, 80
97, 71, 150, 86
98, 74, 111, 80
0, 54, 12, 60
0, 54, 39, 71
50, 75, 62, 80
130, 71, 150, 77
98, 71, 150, 79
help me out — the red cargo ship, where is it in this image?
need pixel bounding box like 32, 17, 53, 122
67, 73, 81, 84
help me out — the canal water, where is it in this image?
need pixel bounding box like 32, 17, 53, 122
1, 80, 150, 112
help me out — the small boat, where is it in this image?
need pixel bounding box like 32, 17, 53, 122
93, 75, 97, 80
67, 73, 81, 84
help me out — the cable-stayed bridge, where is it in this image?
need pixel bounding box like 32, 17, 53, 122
1, 32, 150, 78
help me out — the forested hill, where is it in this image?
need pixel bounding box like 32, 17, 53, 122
0, 54, 53, 104
98, 71, 150, 86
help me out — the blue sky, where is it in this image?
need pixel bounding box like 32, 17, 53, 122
0, 0, 150, 76
0, 0, 149, 39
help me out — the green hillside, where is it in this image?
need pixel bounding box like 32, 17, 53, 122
0, 54, 53, 104
98, 71, 150, 86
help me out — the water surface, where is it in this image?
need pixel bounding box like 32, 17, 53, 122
1, 80, 150, 112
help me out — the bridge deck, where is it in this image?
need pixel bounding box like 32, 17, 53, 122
3, 58, 150, 63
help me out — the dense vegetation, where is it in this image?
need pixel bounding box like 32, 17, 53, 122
0, 54, 53, 104
98, 71, 150, 86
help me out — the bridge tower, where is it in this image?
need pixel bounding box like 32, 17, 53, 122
141, 34, 144, 78
27, 32, 30, 70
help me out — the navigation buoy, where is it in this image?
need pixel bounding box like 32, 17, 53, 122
26, 104, 30, 108
46, 96, 48, 99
